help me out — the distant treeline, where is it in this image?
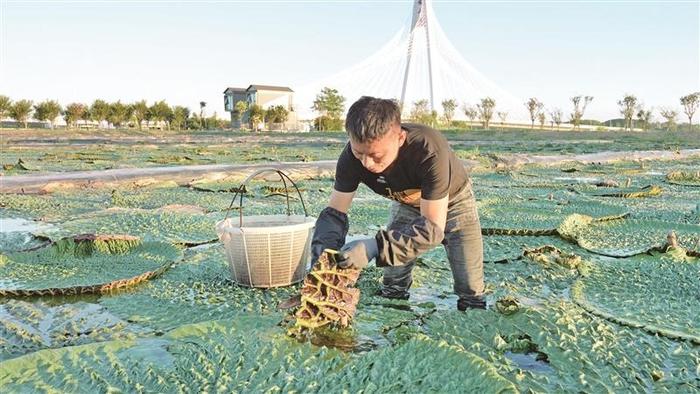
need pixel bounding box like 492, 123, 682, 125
311, 87, 700, 132
0, 96, 226, 130
2, 90, 699, 132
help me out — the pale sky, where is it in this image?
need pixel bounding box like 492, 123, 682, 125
1, 0, 698, 121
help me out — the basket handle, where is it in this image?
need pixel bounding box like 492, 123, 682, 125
224, 168, 309, 227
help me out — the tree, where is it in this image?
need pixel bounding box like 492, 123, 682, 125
63, 103, 87, 129
617, 94, 638, 131
537, 111, 546, 130
312, 87, 345, 131
172, 106, 190, 131
636, 107, 653, 131
233, 100, 248, 128
131, 100, 148, 130
89, 99, 110, 129
187, 113, 202, 130
441, 99, 457, 126
108, 101, 130, 128
207, 111, 224, 130
265, 105, 289, 127
525, 97, 544, 130
149, 100, 173, 130
9, 99, 33, 128
497, 111, 507, 131
0, 95, 11, 124
476, 97, 496, 130
410, 99, 431, 124
248, 104, 265, 131
429, 110, 438, 127
570, 95, 593, 131
659, 108, 678, 132
312, 87, 345, 119
199, 101, 207, 129
680, 92, 700, 131
549, 108, 563, 131
462, 105, 478, 130
33, 100, 62, 129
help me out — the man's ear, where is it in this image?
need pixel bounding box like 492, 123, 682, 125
397, 125, 407, 145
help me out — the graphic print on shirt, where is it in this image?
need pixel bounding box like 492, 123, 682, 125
384, 187, 422, 206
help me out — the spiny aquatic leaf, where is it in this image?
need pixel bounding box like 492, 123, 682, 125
0, 300, 149, 361
558, 214, 700, 257
99, 244, 299, 332
0, 193, 106, 221
0, 317, 517, 393
425, 302, 700, 392
589, 184, 663, 198
666, 170, 700, 187
34, 208, 219, 245
479, 197, 628, 233
572, 248, 700, 344
0, 238, 181, 296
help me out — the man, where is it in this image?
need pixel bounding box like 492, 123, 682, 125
303, 96, 485, 311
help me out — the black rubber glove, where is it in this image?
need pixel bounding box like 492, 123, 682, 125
337, 238, 378, 270
374, 215, 444, 267
310, 207, 349, 266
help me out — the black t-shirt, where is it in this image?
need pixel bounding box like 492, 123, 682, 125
334, 123, 468, 207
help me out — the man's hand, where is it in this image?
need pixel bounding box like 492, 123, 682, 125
337, 238, 378, 269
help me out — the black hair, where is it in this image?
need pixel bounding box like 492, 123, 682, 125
345, 96, 401, 142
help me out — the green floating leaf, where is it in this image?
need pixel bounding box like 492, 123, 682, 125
0, 299, 149, 361
0, 193, 106, 221
2, 158, 39, 172
666, 170, 700, 187
35, 208, 219, 245
588, 184, 663, 198
483, 235, 576, 263
558, 214, 700, 257
479, 197, 628, 233
572, 249, 700, 344
424, 302, 700, 392
108, 186, 233, 212
0, 238, 181, 296
99, 244, 299, 332
0, 317, 516, 393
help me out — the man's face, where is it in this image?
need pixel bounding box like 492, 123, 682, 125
350, 123, 406, 174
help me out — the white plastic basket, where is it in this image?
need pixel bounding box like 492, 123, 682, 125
215, 169, 316, 288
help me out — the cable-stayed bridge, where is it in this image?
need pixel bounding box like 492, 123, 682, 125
295, 0, 527, 122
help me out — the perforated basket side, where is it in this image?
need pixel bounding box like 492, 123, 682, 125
216, 215, 315, 288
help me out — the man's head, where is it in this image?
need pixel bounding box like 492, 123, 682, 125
345, 96, 405, 174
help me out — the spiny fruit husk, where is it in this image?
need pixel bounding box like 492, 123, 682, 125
293, 249, 361, 330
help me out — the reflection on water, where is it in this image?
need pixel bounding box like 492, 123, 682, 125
0, 218, 54, 253
291, 325, 383, 354
505, 351, 554, 373
1, 218, 52, 233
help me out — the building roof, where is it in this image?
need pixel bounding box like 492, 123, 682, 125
223, 87, 247, 94
246, 84, 294, 93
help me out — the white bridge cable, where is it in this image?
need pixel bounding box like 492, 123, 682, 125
295, 0, 528, 122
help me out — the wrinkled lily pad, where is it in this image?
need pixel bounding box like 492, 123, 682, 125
572, 248, 700, 343
558, 214, 700, 257
35, 208, 219, 245
0, 237, 181, 296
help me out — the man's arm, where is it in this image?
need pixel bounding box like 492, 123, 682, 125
309, 189, 356, 265
337, 196, 447, 269
328, 189, 355, 214
419, 195, 448, 232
